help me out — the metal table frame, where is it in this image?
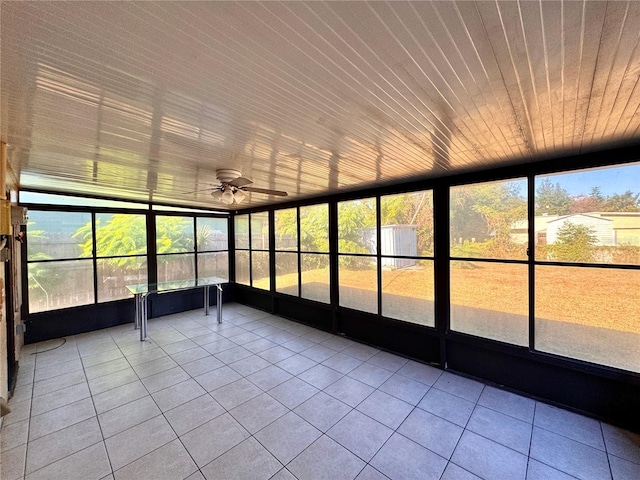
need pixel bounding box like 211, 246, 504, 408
127, 277, 225, 341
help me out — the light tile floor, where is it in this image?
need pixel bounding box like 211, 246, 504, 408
1, 303, 639, 480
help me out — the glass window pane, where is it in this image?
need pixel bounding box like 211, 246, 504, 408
302, 254, 330, 304
300, 204, 329, 252
21, 191, 147, 209
235, 215, 249, 249
197, 217, 228, 251
96, 214, 147, 257
382, 260, 434, 326
27, 211, 92, 260
156, 216, 194, 253
157, 253, 195, 283
275, 208, 297, 251
338, 255, 377, 314
276, 252, 298, 295
251, 212, 270, 250
28, 260, 94, 313
535, 163, 640, 265
450, 261, 528, 346
97, 258, 147, 303
235, 251, 250, 285
450, 179, 528, 260
535, 265, 640, 372
381, 191, 433, 256
252, 251, 270, 290
338, 198, 377, 254
198, 252, 229, 281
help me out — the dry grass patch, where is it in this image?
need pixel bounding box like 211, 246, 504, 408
263, 264, 640, 335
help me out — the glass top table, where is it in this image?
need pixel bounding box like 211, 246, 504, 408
126, 276, 226, 341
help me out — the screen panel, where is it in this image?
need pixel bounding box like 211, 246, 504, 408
535, 265, 640, 372
339, 255, 377, 314
450, 261, 528, 346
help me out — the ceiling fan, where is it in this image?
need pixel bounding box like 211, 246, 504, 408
190, 169, 288, 205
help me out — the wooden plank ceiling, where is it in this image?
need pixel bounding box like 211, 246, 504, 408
2, 1, 640, 209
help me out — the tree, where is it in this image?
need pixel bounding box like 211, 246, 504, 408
337, 199, 376, 268
450, 181, 526, 258
337, 199, 375, 255
75, 215, 147, 268
300, 205, 329, 252
566, 185, 640, 214
155, 216, 194, 254
550, 221, 597, 262
196, 221, 225, 251
536, 179, 571, 215
475, 200, 527, 258
601, 191, 640, 212
274, 208, 297, 249
26, 222, 59, 308
381, 191, 434, 256
26, 223, 49, 260
250, 214, 269, 250
570, 188, 604, 213
74, 215, 195, 283
450, 185, 492, 244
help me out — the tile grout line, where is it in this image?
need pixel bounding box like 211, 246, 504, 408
256, 360, 427, 479
524, 400, 538, 479
23, 339, 93, 479
12, 305, 631, 480
441, 383, 485, 478
600, 420, 615, 480
96, 325, 154, 477
107, 322, 191, 478
152, 320, 220, 478
21, 351, 37, 480
130, 316, 285, 478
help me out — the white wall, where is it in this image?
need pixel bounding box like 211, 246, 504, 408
546, 215, 614, 246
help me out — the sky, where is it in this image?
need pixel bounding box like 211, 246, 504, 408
538, 162, 640, 197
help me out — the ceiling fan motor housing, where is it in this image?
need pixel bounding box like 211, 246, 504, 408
216, 169, 242, 184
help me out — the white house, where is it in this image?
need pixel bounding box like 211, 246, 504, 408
511, 212, 640, 246
546, 214, 614, 245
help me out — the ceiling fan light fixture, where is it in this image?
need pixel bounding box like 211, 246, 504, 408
234, 189, 246, 204
211, 188, 223, 201
200, 168, 286, 205
221, 188, 234, 205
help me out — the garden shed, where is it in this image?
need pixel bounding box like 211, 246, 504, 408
380, 225, 418, 269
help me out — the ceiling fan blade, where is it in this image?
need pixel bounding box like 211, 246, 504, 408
229, 176, 253, 187
243, 186, 288, 197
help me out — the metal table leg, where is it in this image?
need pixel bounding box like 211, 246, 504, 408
204, 285, 210, 316
216, 284, 223, 324
134, 293, 141, 330
140, 293, 149, 341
